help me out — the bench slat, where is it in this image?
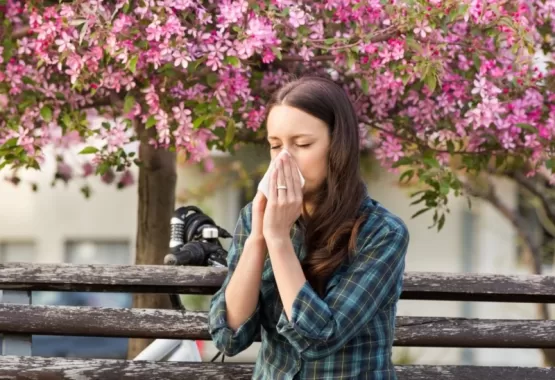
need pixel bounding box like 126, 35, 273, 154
0, 305, 554, 348
0, 356, 553, 380
1, 263, 555, 302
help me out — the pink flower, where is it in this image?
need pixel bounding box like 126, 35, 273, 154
82, 162, 94, 177
173, 50, 191, 69
100, 120, 130, 153
117, 170, 135, 188
413, 20, 432, 38
298, 46, 314, 61
56, 162, 73, 183
289, 7, 307, 28
55, 32, 75, 53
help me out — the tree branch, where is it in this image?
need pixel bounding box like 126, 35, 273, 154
11, 26, 30, 39
510, 171, 555, 225
462, 175, 543, 275
281, 55, 334, 62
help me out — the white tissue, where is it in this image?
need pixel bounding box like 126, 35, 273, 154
257, 150, 305, 198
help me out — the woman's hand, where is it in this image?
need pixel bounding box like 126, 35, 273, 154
250, 191, 267, 239
263, 152, 303, 241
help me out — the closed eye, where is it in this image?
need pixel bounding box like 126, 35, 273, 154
269, 144, 312, 150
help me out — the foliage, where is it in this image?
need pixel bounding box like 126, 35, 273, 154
0, 0, 553, 228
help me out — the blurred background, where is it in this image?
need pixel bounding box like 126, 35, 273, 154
1, 140, 553, 366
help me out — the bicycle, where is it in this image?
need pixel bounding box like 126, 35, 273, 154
133, 205, 231, 363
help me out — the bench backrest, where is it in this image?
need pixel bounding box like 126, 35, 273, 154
0, 263, 554, 379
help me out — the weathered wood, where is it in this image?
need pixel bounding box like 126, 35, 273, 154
0, 263, 224, 294
394, 365, 555, 380
1, 264, 555, 302
0, 305, 554, 348
401, 271, 555, 303
394, 316, 555, 348
0, 290, 32, 356
0, 356, 552, 380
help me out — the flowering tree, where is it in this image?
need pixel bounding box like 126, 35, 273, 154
1, 0, 553, 358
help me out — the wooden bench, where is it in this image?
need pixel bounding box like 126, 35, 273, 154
0, 263, 554, 379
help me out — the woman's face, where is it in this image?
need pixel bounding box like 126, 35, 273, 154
266, 105, 330, 196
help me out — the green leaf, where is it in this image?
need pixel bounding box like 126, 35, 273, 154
324, 38, 336, 45
392, 157, 413, 168
40, 106, 52, 122
546, 159, 555, 171
193, 115, 210, 129
360, 77, 369, 95
405, 36, 420, 51
123, 94, 136, 114
2, 137, 17, 149
128, 55, 138, 74
411, 207, 431, 219
437, 214, 446, 231
423, 156, 440, 168
410, 193, 427, 206
346, 52, 356, 68
61, 113, 72, 129
224, 119, 236, 148
145, 115, 156, 129
516, 123, 535, 132
472, 53, 481, 69
271, 46, 283, 61
21, 76, 36, 85
79, 146, 99, 155
206, 73, 219, 87
399, 169, 414, 183
440, 182, 450, 195
224, 56, 240, 67
424, 73, 437, 92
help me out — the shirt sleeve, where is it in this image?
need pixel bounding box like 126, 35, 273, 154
275, 221, 409, 361
208, 203, 261, 356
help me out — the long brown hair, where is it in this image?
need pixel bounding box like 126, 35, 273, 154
265, 76, 369, 296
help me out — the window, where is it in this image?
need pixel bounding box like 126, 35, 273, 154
65, 240, 131, 265
0, 242, 35, 263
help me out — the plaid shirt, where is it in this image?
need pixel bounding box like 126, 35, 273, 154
209, 194, 409, 379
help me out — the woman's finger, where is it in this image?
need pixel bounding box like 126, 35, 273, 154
290, 157, 303, 199
276, 157, 287, 203
268, 159, 278, 204
282, 154, 296, 202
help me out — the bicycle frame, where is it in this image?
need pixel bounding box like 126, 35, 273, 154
132, 293, 203, 362
133, 338, 201, 362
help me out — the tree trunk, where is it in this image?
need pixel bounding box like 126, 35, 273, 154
127, 125, 176, 359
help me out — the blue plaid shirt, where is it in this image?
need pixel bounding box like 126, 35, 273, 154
209, 194, 409, 379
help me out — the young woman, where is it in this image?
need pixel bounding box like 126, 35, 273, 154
208, 76, 410, 379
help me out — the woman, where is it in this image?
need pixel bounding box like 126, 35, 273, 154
208, 76, 409, 379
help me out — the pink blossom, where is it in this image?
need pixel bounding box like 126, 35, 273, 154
56, 162, 73, 183
117, 170, 135, 188
173, 50, 191, 69
0, 0, 551, 203
289, 7, 308, 28
413, 20, 432, 38
82, 162, 94, 177
55, 32, 76, 53
298, 46, 315, 61
99, 120, 130, 153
